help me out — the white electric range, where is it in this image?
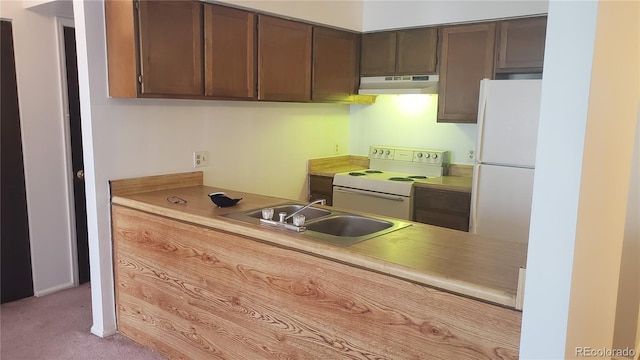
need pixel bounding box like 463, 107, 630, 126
333, 146, 448, 220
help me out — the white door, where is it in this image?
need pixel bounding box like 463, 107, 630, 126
470, 164, 535, 244
477, 79, 542, 167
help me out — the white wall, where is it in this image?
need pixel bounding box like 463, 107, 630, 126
520, 1, 639, 358
1, 0, 76, 296
362, 0, 548, 31
216, 0, 363, 31
349, 95, 477, 164
98, 99, 350, 200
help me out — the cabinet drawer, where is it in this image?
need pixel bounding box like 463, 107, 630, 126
414, 187, 470, 214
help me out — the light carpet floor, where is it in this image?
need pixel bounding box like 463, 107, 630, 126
1, 282, 165, 360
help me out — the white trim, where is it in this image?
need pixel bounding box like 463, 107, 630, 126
91, 324, 118, 338
34, 281, 75, 297
55, 16, 79, 286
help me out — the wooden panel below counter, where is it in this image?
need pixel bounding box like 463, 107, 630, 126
113, 205, 522, 359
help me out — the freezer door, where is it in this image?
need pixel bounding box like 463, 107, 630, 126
476, 79, 542, 167
469, 164, 534, 244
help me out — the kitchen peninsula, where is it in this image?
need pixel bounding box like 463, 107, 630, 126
110, 171, 526, 359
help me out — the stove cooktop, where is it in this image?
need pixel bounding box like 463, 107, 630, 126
333, 146, 448, 196
333, 169, 435, 196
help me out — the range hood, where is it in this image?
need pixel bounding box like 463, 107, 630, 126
358, 75, 439, 95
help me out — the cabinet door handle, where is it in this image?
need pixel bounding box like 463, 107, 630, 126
334, 187, 405, 202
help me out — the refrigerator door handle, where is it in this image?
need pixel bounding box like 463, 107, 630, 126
469, 163, 481, 233
475, 79, 490, 162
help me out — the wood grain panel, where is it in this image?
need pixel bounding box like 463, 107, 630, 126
138, 0, 204, 96
396, 27, 438, 75
204, 4, 256, 99
312, 26, 360, 101
496, 16, 547, 73
360, 31, 396, 76
438, 22, 496, 123
104, 0, 137, 98
113, 205, 522, 359
308, 174, 333, 205
109, 171, 203, 196
257, 15, 312, 102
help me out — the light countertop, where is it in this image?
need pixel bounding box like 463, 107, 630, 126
112, 183, 526, 309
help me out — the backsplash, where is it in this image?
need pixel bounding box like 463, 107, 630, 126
349, 94, 478, 164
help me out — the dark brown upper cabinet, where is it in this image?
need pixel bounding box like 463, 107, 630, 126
495, 16, 547, 74
204, 4, 256, 100
312, 27, 360, 102
437, 22, 496, 123
105, 0, 204, 98
258, 15, 312, 102
360, 28, 438, 76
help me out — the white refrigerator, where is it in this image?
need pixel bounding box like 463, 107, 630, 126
470, 79, 542, 244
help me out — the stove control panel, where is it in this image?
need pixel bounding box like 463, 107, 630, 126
369, 146, 448, 165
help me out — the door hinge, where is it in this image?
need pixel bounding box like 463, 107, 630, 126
134, 1, 139, 11
138, 75, 142, 84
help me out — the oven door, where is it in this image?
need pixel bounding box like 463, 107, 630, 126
332, 186, 412, 220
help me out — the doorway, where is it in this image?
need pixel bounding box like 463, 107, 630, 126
61, 24, 90, 284
1, 20, 35, 303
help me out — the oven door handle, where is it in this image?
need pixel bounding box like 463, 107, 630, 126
333, 187, 406, 202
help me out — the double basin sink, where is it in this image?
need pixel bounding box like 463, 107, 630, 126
223, 203, 411, 247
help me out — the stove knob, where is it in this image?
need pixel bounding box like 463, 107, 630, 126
424, 153, 431, 158
372, 149, 378, 154
432, 153, 438, 159
385, 150, 391, 155
417, 152, 423, 158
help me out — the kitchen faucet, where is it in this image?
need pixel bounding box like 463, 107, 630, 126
284, 199, 326, 221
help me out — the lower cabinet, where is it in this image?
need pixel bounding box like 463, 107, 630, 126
413, 187, 471, 231
308, 174, 333, 205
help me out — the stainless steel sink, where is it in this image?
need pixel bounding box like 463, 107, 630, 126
245, 204, 331, 221
305, 215, 393, 237
303, 214, 411, 246
222, 202, 411, 247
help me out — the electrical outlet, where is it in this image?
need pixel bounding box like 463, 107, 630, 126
334, 143, 340, 154
193, 151, 209, 168
468, 149, 475, 160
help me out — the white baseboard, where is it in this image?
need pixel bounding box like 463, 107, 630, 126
91, 325, 117, 338
33, 281, 75, 297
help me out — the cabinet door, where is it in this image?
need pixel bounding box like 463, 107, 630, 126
309, 175, 333, 205
360, 32, 396, 76
258, 15, 312, 102
413, 187, 471, 231
312, 27, 360, 102
138, 0, 203, 97
396, 28, 438, 75
204, 4, 256, 99
495, 16, 547, 73
438, 23, 496, 123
